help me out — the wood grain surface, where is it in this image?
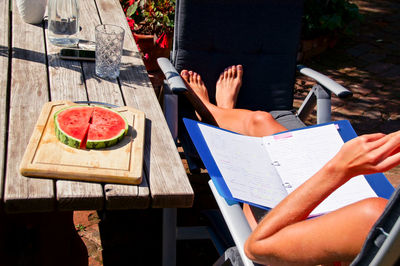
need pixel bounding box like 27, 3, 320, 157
0, 0, 9, 202
3, 0, 192, 213
96, 0, 194, 208
45, 0, 110, 211
4, 0, 54, 213
20, 101, 146, 185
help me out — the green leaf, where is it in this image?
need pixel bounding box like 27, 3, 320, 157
127, 2, 139, 17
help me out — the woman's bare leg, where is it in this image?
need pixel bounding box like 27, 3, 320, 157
216, 65, 243, 109
245, 197, 387, 265
181, 69, 287, 137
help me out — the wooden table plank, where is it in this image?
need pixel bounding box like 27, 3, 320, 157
4, 0, 55, 213
79, 0, 127, 107
96, 0, 193, 208
46, 0, 113, 211
56, 181, 104, 211
104, 177, 150, 210
0, 0, 9, 203
47, 0, 104, 211
77, 0, 150, 209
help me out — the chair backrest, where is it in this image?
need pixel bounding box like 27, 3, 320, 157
172, 0, 304, 112
171, 0, 305, 171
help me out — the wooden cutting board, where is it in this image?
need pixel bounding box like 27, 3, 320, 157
20, 101, 145, 185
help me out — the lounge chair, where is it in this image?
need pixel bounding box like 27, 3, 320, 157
157, 0, 354, 264
210, 180, 400, 266
158, 0, 352, 172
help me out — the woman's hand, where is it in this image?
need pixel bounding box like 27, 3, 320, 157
332, 130, 400, 179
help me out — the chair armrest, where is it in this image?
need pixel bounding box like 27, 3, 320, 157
157, 57, 188, 94
209, 180, 256, 266
297, 65, 353, 99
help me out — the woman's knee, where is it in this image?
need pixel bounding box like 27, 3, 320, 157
250, 111, 274, 125
247, 111, 274, 134
246, 111, 285, 136
357, 197, 387, 225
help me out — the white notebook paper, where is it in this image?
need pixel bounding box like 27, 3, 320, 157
198, 123, 377, 216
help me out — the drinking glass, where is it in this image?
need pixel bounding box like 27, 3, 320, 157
95, 24, 125, 80
48, 0, 79, 47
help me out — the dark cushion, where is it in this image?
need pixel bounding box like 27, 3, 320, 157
173, 0, 304, 112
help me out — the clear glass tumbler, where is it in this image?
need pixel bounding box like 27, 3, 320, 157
95, 24, 125, 80
48, 0, 79, 47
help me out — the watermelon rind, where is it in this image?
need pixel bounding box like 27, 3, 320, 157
55, 122, 82, 148
54, 105, 129, 149
85, 129, 127, 149
54, 105, 91, 149
86, 107, 129, 149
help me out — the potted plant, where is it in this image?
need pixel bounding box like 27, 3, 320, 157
120, 0, 175, 72
299, 0, 363, 61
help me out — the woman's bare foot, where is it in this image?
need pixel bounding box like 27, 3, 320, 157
216, 65, 243, 109
181, 70, 217, 124
181, 70, 210, 104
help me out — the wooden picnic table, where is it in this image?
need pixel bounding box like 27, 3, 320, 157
0, 0, 193, 264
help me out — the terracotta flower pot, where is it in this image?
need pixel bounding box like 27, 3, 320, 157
134, 33, 172, 72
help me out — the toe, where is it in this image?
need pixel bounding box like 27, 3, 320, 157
224, 68, 229, 79
232, 65, 237, 77
196, 73, 202, 84
217, 72, 224, 83
189, 71, 195, 83
228, 66, 233, 78
237, 65, 243, 79
180, 70, 190, 82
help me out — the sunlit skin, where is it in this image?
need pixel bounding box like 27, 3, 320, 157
180, 66, 400, 266
180, 66, 287, 137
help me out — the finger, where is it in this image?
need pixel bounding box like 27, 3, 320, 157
346, 133, 384, 147
367, 133, 400, 166
375, 132, 400, 154
387, 132, 400, 156
363, 133, 386, 143
359, 133, 389, 152
344, 133, 386, 154
389, 146, 400, 156
374, 152, 400, 173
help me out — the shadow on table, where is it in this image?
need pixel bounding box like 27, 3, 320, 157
0, 45, 153, 89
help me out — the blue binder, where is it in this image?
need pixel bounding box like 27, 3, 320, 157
184, 118, 395, 207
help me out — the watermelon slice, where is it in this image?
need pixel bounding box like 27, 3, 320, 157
54, 105, 128, 149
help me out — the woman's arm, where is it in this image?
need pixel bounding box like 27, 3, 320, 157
244, 131, 400, 265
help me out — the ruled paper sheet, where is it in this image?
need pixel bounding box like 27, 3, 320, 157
198, 123, 377, 215
198, 124, 288, 208
263, 124, 377, 215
